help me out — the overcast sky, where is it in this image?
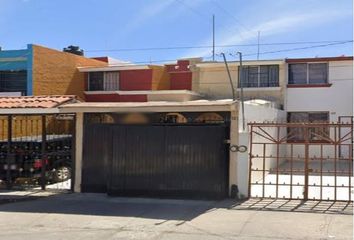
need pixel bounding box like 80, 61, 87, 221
0, 0, 352, 63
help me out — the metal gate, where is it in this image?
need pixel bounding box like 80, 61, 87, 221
248, 120, 353, 201
0, 114, 75, 191
82, 124, 229, 199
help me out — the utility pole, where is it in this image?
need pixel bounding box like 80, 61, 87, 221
212, 14, 215, 61
238, 52, 246, 131
257, 31, 260, 60
221, 53, 235, 101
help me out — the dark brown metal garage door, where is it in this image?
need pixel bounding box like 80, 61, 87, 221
82, 124, 229, 199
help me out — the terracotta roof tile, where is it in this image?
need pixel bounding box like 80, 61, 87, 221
0, 95, 77, 109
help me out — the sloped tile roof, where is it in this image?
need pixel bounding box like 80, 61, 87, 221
0, 95, 77, 108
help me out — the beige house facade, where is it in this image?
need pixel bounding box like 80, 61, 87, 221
191, 59, 286, 108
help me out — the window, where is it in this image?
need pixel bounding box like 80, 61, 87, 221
0, 70, 27, 95
309, 63, 328, 84
287, 112, 329, 142
239, 65, 279, 88
104, 72, 120, 91
88, 72, 104, 91
288, 63, 328, 85
88, 71, 119, 91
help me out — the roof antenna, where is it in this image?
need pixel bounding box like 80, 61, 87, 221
212, 14, 215, 61
257, 31, 261, 60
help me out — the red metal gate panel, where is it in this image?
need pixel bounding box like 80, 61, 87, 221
248, 121, 353, 201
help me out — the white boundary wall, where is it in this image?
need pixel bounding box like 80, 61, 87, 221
237, 102, 286, 198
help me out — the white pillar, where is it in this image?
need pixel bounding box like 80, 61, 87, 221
229, 104, 238, 195
74, 112, 83, 192
236, 132, 250, 198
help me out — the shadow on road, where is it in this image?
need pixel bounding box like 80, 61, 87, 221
227, 198, 353, 215
0, 192, 352, 222
0, 192, 222, 221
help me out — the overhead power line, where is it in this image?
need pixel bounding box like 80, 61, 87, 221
86, 40, 353, 53
210, 0, 254, 35
175, 0, 209, 19
240, 40, 353, 57
83, 41, 353, 67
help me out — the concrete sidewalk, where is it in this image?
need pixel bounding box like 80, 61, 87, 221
0, 193, 352, 240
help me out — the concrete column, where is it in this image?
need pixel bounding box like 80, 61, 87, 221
237, 132, 250, 198
229, 104, 238, 195
74, 112, 83, 192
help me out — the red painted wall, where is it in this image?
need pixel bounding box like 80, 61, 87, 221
84, 59, 193, 102
120, 69, 152, 90
170, 72, 192, 90
166, 60, 190, 72
119, 95, 147, 102
85, 93, 147, 102
85, 94, 120, 102
166, 60, 192, 90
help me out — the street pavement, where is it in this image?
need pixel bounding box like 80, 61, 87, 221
0, 193, 352, 240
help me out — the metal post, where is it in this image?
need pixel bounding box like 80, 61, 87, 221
257, 31, 260, 60
320, 144, 323, 200
349, 118, 353, 202
290, 143, 293, 199
304, 126, 309, 200
248, 125, 253, 198
275, 126, 280, 198
41, 115, 47, 190
221, 52, 236, 101
212, 14, 215, 61
6, 115, 12, 190
262, 143, 266, 198
71, 114, 76, 192
334, 126, 337, 201
238, 52, 246, 131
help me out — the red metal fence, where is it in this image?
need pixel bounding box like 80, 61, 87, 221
248, 120, 353, 201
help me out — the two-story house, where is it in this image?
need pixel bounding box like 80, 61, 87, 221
78, 58, 202, 102
285, 56, 353, 124
0, 44, 107, 98
191, 59, 286, 108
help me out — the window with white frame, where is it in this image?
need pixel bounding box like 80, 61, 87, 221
238, 65, 279, 88
288, 63, 328, 85
88, 71, 119, 91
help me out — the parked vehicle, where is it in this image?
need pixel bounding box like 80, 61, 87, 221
0, 135, 72, 184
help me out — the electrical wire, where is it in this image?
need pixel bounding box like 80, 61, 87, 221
0, 42, 351, 71
240, 40, 353, 57
209, 0, 255, 37
85, 40, 353, 53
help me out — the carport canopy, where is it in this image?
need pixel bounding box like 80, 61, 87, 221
59, 99, 237, 113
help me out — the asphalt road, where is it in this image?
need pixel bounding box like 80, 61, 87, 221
0, 193, 352, 240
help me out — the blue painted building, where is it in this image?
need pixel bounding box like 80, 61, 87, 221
0, 44, 33, 95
